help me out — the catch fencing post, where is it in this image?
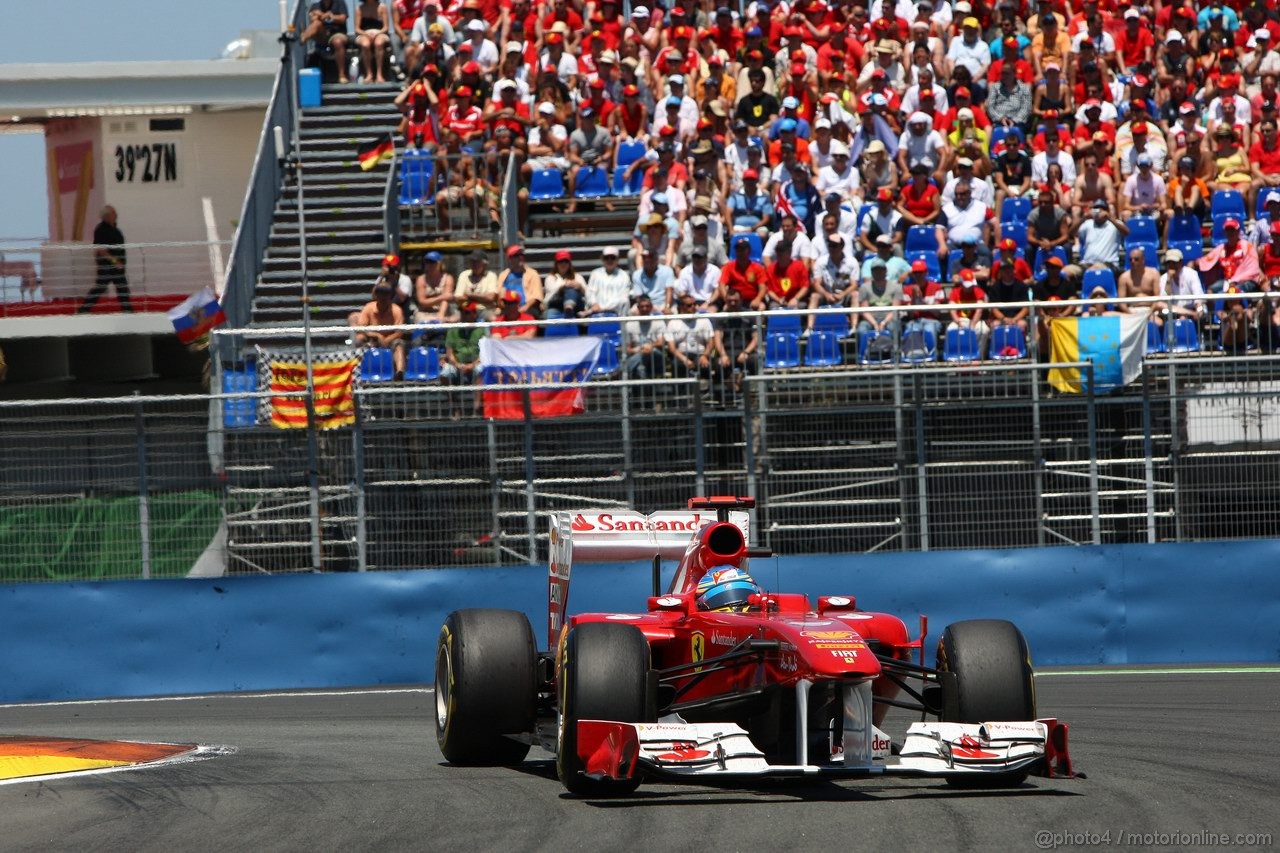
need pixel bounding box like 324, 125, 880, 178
1086, 363, 1101, 545
133, 391, 153, 580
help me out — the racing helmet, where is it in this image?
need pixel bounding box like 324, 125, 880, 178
695, 567, 762, 612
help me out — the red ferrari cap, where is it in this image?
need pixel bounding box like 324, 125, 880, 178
506, 245, 525, 257
911, 259, 927, 272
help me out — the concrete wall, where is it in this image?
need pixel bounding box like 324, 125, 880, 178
1, 540, 1277, 703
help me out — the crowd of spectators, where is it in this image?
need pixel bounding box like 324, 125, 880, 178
327, 0, 1280, 367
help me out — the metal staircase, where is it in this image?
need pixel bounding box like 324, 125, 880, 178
251, 82, 401, 327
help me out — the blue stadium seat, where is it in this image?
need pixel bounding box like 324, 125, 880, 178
853, 202, 874, 237
812, 309, 851, 338
1170, 317, 1200, 353
804, 331, 843, 366
529, 168, 565, 200
1000, 222, 1028, 254
899, 327, 937, 363
1123, 242, 1159, 270
1145, 320, 1167, 354
989, 324, 1027, 360
764, 310, 803, 368
574, 165, 610, 199
399, 151, 435, 206
906, 251, 942, 280
905, 224, 937, 255
615, 139, 646, 169
1211, 189, 1246, 222
1166, 214, 1203, 261
221, 367, 258, 429
360, 347, 396, 382
1000, 197, 1031, 225
1082, 268, 1118, 308
586, 313, 623, 375
766, 309, 803, 336
404, 346, 440, 381
765, 333, 801, 368
543, 320, 580, 337
1033, 246, 1069, 278
612, 166, 643, 196
593, 339, 621, 375
734, 233, 763, 263
988, 125, 1024, 156
943, 327, 981, 362
857, 329, 895, 364
1126, 216, 1159, 245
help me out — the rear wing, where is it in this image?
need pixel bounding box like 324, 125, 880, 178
547, 506, 751, 649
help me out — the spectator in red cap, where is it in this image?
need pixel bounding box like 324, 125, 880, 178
377, 252, 415, 320
543, 250, 586, 320
902, 258, 946, 343
607, 82, 650, 142
444, 85, 486, 150
498, 244, 543, 316
993, 237, 1034, 282
1198, 218, 1263, 294
946, 268, 989, 346
490, 289, 537, 338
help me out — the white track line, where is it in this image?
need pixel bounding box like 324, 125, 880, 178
0, 687, 433, 711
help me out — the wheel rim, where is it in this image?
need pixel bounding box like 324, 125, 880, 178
435, 643, 452, 733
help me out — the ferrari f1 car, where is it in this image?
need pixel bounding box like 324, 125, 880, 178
435, 497, 1075, 796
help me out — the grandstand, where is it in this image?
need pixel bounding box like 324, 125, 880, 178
5, 0, 1280, 582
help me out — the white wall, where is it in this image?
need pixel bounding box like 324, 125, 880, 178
96, 108, 264, 246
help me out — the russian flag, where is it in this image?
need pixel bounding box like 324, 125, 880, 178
479, 337, 602, 419
167, 287, 226, 344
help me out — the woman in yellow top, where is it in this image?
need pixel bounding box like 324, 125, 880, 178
1210, 125, 1252, 191
947, 108, 989, 152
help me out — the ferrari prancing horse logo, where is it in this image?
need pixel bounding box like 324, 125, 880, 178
691, 631, 706, 672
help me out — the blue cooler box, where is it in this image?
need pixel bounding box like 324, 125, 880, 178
298, 68, 322, 108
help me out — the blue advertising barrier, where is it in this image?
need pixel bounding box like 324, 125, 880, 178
1, 540, 1277, 703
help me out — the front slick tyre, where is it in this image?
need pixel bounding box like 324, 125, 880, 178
937, 619, 1037, 788
557, 622, 651, 796
435, 609, 535, 766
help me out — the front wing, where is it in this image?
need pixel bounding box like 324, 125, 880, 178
576, 718, 1075, 783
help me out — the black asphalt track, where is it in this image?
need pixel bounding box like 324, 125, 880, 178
0, 668, 1276, 852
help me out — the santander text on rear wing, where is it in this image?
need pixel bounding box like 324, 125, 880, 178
547, 507, 751, 648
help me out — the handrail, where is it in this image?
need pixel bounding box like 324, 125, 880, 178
501, 147, 519, 251
221, 0, 306, 329
384, 152, 401, 255
210, 290, 1267, 339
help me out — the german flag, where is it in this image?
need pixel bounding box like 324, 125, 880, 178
356, 133, 395, 171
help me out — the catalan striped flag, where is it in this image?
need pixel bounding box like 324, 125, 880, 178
1047, 314, 1146, 393
268, 352, 360, 429
167, 288, 226, 343
356, 133, 395, 171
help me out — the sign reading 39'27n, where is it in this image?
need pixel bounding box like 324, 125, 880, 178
113, 141, 181, 185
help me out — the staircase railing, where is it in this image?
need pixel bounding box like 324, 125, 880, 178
221, 0, 306, 330
383, 153, 401, 255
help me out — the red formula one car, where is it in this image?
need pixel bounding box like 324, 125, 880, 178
435, 497, 1074, 796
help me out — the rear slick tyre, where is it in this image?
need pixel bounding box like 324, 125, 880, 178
557, 622, 651, 796
435, 609, 535, 766
936, 619, 1037, 788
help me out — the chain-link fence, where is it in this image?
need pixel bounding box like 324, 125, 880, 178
3, 303, 1279, 583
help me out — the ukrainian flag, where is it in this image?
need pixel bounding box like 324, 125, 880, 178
1048, 314, 1146, 393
